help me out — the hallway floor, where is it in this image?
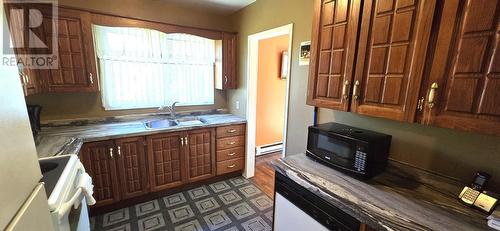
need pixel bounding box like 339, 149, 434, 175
250, 152, 281, 199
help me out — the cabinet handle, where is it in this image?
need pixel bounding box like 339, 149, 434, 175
185, 137, 188, 146
225, 75, 228, 85
228, 152, 236, 156
227, 129, 237, 133
180, 137, 184, 146
228, 141, 236, 145
428, 83, 438, 109
109, 148, 114, 159
342, 80, 350, 100
417, 97, 425, 111
89, 73, 94, 85
117, 146, 121, 157
227, 164, 236, 168
353, 80, 360, 100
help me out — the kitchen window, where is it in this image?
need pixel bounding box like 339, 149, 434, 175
93, 25, 215, 110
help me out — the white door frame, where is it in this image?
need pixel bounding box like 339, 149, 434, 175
244, 24, 294, 178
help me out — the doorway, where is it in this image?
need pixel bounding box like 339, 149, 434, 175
255, 35, 289, 156
244, 24, 293, 178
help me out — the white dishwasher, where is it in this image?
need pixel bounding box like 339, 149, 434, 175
273, 172, 361, 231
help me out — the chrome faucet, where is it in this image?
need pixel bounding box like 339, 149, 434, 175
159, 101, 180, 120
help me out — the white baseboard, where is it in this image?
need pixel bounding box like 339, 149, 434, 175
256, 143, 283, 156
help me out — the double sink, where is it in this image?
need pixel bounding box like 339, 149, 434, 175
144, 116, 208, 130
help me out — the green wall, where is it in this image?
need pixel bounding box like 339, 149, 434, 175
26, 0, 232, 121
228, 0, 315, 156
230, 0, 500, 191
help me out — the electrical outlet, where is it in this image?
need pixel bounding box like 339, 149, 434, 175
236, 101, 240, 110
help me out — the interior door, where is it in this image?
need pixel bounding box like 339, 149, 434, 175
307, 0, 362, 111
351, 0, 436, 122
80, 141, 120, 206
115, 136, 149, 199
32, 6, 98, 92
186, 128, 215, 182
420, 0, 500, 136
147, 132, 185, 192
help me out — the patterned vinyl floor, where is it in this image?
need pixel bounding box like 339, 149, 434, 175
90, 177, 274, 231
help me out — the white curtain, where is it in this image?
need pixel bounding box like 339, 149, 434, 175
93, 25, 215, 110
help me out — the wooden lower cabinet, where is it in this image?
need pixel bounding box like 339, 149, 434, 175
215, 125, 246, 175
80, 140, 120, 207
80, 124, 245, 207
115, 137, 148, 199
186, 129, 216, 182
147, 132, 185, 192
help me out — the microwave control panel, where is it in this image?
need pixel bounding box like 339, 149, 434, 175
354, 150, 367, 172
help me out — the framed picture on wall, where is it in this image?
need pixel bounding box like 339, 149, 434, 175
299, 41, 311, 66
280, 51, 289, 79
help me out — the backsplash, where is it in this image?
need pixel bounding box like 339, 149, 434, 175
317, 109, 500, 193
25, 91, 227, 121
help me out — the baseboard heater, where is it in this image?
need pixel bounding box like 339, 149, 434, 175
256, 142, 283, 156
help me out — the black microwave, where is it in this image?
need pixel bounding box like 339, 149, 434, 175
307, 123, 392, 179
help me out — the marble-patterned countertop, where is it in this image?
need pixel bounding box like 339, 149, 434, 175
273, 154, 492, 230
35, 113, 246, 158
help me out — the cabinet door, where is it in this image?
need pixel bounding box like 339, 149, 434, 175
147, 132, 185, 192
222, 32, 237, 89
186, 128, 215, 182
33, 7, 98, 93
115, 137, 149, 199
420, 0, 500, 136
351, 0, 436, 121
307, 0, 362, 111
4, 3, 41, 96
80, 141, 120, 207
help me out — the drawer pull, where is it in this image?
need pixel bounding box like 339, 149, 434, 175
227, 164, 236, 168
228, 141, 236, 145
228, 152, 236, 156
227, 129, 237, 133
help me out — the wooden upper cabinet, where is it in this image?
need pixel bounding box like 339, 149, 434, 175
420, 0, 500, 136
33, 6, 98, 93
80, 141, 120, 207
147, 132, 185, 192
351, 0, 436, 122
222, 32, 237, 89
114, 137, 149, 199
186, 129, 215, 182
307, 0, 362, 111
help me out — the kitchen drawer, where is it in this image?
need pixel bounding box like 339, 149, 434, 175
217, 136, 245, 150
217, 147, 245, 162
216, 124, 245, 138
217, 158, 244, 175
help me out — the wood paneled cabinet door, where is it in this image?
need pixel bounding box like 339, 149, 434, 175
186, 129, 215, 182
114, 137, 149, 199
5, 3, 42, 96
351, 0, 436, 122
419, 0, 500, 136
147, 132, 185, 192
307, 0, 362, 111
80, 141, 120, 207
32, 6, 98, 93
222, 32, 237, 89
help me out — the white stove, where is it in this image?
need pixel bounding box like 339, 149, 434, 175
39, 154, 93, 231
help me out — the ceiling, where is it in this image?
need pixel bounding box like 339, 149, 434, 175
157, 0, 257, 15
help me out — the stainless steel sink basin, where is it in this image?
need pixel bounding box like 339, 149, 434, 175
144, 119, 178, 129
144, 117, 207, 129
175, 116, 207, 125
